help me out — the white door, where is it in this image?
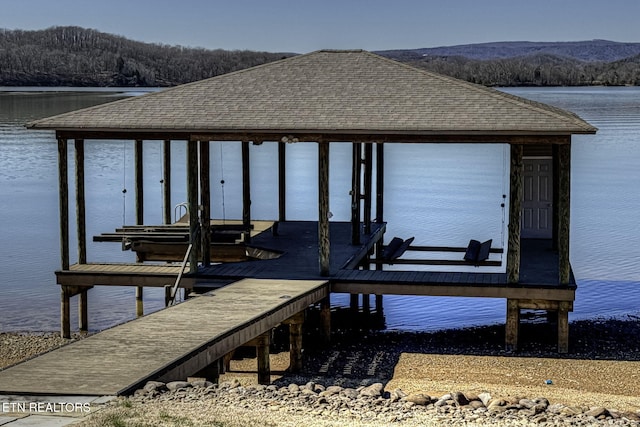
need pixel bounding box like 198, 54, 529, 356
522, 158, 553, 239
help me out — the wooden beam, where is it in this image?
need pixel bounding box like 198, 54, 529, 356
187, 140, 199, 273
74, 139, 86, 264
134, 139, 144, 226
318, 141, 330, 276
57, 137, 69, 271
557, 143, 571, 285
200, 141, 211, 266
507, 144, 523, 284
278, 141, 286, 222
350, 142, 362, 245
163, 140, 172, 225
331, 281, 575, 301
242, 140, 251, 243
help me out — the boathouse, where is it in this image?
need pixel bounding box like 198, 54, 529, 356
28, 50, 596, 353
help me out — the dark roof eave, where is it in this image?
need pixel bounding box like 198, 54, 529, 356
46, 126, 596, 143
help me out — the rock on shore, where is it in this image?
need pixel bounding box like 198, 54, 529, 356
119, 378, 640, 426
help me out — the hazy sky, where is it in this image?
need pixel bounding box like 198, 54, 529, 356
2, 0, 639, 53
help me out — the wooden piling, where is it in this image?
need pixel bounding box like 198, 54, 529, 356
61, 287, 71, 339
79, 289, 88, 332
135, 286, 144, 317
350, 142, 362, 245
162, 140, 172, 225
255, 332, 271, 385
363, 143, 373, 235
505, 299, 520, 351
242, 140, 251, 243
200, 141, 211, 266
507, 144, 523, 284
320, 296, 331, 345
57, 137, 69, 271
318, 141, 330, 276
134, 139, 144, 226
74, 139, 86, 264
187, 140, 199, 272
557, 142, 571, 285
278, 141, 286, 222
557, 301, 570, 353
283, 312, 305, 372
375, 142, 384, 223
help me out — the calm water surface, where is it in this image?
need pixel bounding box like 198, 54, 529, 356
0, 86, 638, 332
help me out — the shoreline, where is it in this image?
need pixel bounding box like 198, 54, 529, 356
2, 316, 639, 425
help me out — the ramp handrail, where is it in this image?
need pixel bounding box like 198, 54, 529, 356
167, 224, 200, 306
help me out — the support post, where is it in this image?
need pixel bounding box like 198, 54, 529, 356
61, 286, 71, 339
505, 299, 520, 352
375, 142, 384, 223
557, 301, 570, 353
283, 312, 305, 372
350, 142, 362, 245
320, 295, 331, 345
135, 286, 144, 317
278, 141, 287, 222
557, 142, 571, 285
318, 141, 330, 276
187, 140, 199, 273
255, 332, 271, 385
74, 139, 86, 264
134, 139, 144, 226
507, 144, 523, 284
164, 285, 172, 307
242, 140, 251, 243
200, 141, 211, 266
79, 289, 88, 332
163, 140, 172, 225
57, 137, 69, 271
363, 143, 373, 235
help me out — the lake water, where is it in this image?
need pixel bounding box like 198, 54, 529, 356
0, 86, 638, 333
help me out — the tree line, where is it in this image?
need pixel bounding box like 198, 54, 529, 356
1, 26, 638, 87
397, 53, 640, 87
0, 26, 291, 86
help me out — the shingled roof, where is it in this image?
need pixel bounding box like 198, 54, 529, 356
28, 50, 596, 139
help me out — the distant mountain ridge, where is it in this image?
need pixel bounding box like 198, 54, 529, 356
0, 27, 638, 87
377, 40, 640, 62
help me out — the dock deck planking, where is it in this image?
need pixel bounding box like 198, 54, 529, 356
0, 279, 328, 396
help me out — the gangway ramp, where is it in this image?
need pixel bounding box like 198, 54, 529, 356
0, 279, 329, 396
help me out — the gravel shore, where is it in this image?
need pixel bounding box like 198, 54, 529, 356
2, 315, 639, 426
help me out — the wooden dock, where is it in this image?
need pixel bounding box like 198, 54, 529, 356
0, 278, 329, 396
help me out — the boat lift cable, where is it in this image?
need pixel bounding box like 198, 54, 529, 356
122, 140, 128, 226
500, 144, 508, 261
219, 143, 226, 223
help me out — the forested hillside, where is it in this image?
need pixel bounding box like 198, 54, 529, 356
0, 26, 291, 86
402, 53, 640, 86
1, 26, 639, 87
